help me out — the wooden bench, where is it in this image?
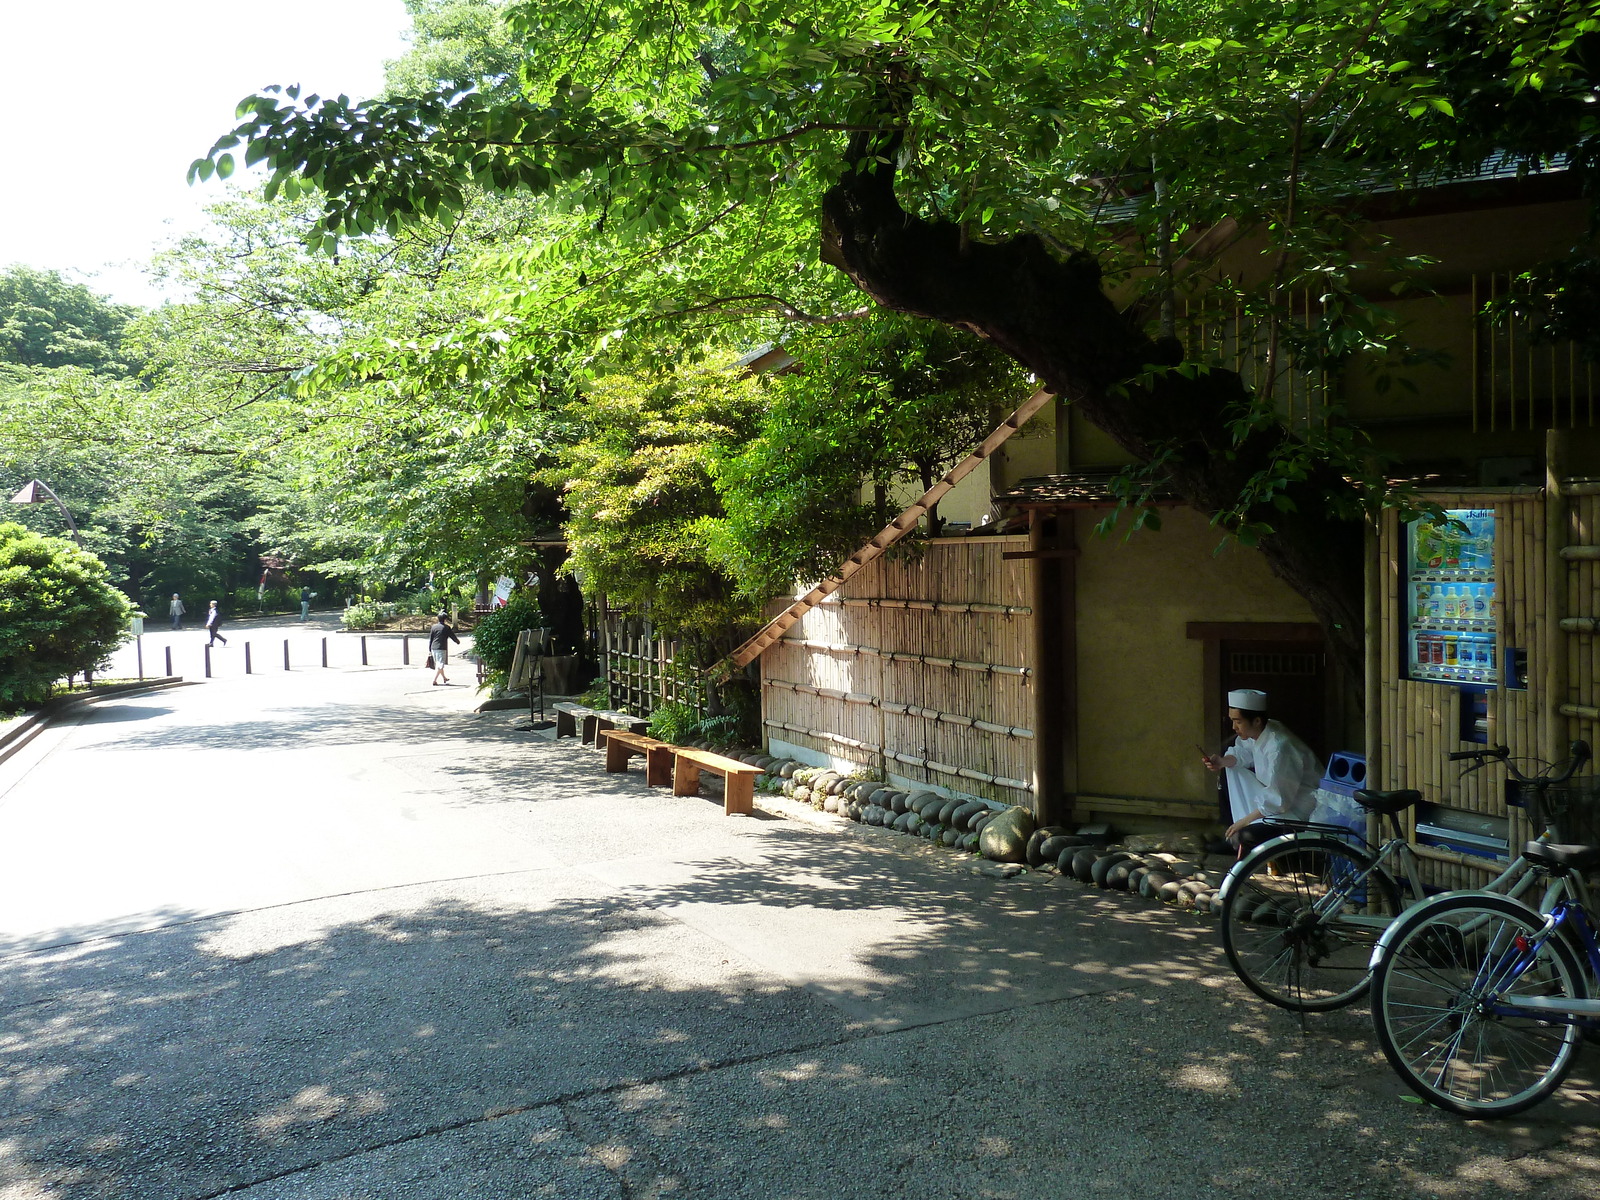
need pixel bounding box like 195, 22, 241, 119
553, 703, 648, 745
672, 748, 763, 816
598, 729, 675, 787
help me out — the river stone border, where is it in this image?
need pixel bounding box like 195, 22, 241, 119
739, 754, 1232, 915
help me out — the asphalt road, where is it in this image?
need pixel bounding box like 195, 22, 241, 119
2, 658, 1600, 1199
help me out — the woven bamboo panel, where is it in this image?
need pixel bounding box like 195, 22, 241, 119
763, 537, 1033, 803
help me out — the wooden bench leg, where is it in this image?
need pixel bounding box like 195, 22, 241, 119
646, 746, 674, 788
604, 738, 630, 773
556, 711, 576, 738
723, 773, 754, 816
582, 714, 601, 745
673, 756, 700, 797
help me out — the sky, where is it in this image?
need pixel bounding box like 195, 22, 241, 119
0, 1, 413, 307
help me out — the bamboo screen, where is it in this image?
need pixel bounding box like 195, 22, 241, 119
1378, 495, 1551, 891
760, 536, 1034, 805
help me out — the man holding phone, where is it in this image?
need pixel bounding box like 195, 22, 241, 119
1199, 688, 1322, 848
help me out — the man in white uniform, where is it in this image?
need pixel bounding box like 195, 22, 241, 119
1200, 688, 1323, 843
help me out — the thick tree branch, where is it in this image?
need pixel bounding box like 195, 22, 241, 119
819, 130, 1367, 684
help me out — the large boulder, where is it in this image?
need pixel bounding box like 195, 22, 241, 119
978, 806, 1036, 863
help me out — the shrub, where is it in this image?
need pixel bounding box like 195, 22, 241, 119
340, 601, 389, 631
0, 523, 133, 710
646, 701, 699, 744
471, 592, 543, 672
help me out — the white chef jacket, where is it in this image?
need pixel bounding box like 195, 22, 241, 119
1225, 719, 1322, 824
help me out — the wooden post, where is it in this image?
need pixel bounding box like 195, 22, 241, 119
1029, 511, 1065, 824
1546, 428, 1569, 766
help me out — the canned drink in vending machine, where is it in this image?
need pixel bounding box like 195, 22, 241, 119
1443, 634, 1459, 667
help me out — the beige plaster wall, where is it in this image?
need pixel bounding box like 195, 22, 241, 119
1073, 505, 1316, 802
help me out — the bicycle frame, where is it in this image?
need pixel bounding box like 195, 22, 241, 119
1483, 882, 1600, 1024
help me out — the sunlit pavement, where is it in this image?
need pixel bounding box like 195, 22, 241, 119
2, 665, 1599, 1199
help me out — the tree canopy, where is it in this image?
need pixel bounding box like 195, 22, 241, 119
193, 0, 1600, 679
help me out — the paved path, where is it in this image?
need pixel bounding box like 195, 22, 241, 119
2, 665, 1599, 1198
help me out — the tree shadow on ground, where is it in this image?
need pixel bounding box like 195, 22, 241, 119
4, 836, 1600, 1198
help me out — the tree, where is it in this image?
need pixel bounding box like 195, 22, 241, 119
0, 523, 133, 709
711, 313, 1027, 598
197, 0, 1600, 684
554, 353, 766, 659
0, 265, 136, 375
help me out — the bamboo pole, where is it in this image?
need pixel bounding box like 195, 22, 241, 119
1544, 432, 1566, 767
1365, 516, 1383, 800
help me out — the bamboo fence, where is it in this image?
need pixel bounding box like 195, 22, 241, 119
1377, 489, 1600, 891
761, 536, 1034, 804
601, 620, 701, 718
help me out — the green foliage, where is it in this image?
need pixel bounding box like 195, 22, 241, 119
340, 601, 390, 631
469, 590, 543, 671
711, 314, 1027, 597
0, 523, 134, 709
555, 355, 766, 656
0, 265, 136, 376
646, 701, 700, 745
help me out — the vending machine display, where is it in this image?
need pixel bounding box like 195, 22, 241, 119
1406, 509, 1497, 685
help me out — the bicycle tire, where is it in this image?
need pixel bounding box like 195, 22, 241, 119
1219, 835, 1401, 1011
1370, 892, 1587, 1117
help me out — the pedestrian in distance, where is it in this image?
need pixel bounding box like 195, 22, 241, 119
300, 585, 312, 622
169, 593, 185, 631
428, 611, 460, 686
205, 600, 228, 647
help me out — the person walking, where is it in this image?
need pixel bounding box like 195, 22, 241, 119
428, 611, 460, 686
300, 586, 312, 622
204, 600, 228, 647
169, 593, 186, 631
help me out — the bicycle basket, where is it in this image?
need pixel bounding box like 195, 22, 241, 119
1510, 776, 1600, 845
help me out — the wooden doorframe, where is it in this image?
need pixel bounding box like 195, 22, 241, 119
1185, 621, 1325, 745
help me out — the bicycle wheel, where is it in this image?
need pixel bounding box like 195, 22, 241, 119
1219, 835, 1402, 1011
1371, 892, 1587, 1117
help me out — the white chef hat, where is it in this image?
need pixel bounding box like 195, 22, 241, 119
1227, 688, 1269, 712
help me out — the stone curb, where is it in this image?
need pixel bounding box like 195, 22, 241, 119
0, 678, 190, 766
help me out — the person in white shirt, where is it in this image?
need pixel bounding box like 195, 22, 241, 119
1200, 688, 1323, 844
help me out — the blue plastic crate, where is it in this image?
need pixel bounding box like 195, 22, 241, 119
1320, 751, 1368, 798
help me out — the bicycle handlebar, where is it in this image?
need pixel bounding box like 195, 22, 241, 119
1445, 740, 1591, 784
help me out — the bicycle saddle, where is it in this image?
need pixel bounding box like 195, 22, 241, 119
1522, 842, 1600, 873
1353, 788, 1422, 816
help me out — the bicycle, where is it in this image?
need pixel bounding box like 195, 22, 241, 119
1368, 837, 1600, 1116
1218, 740, 1592, 1012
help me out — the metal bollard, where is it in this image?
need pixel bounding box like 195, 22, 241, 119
204, 645, 211, 678
361, 636, 368, 666
136, 640, 144, 680
284, 640, 290, 670
165, 646, 173, 677
402, 636, 410, 665
245, 643, 252, 674
322, 637, 328, 668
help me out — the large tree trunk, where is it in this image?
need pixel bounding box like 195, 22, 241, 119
819, 139, 1366, 687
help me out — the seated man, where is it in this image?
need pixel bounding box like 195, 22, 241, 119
1200, 688, 1322, 849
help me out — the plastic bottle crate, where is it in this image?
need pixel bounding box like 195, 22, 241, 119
1319, 751, 1368, 797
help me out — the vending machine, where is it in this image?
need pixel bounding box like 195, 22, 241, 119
1405, 509, 1497, 687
